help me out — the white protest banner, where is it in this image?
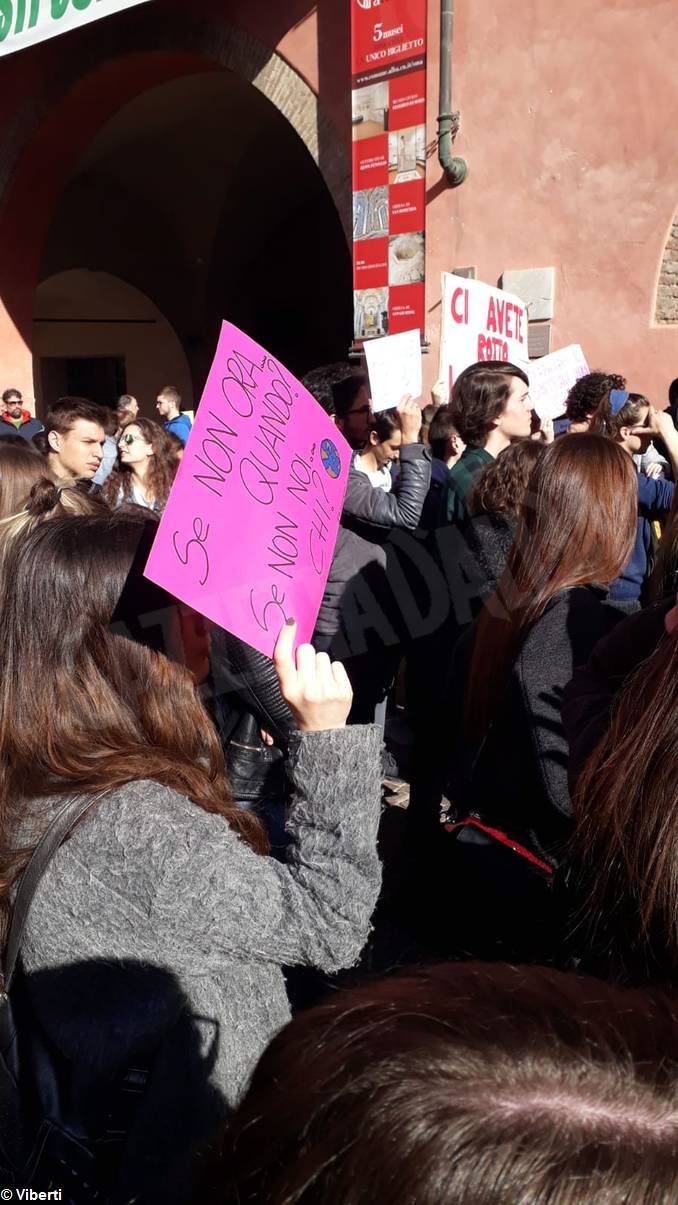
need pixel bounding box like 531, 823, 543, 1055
0, 0, 151, 58
527, 344, 590, 421
439, 273, 529, 395
364, 328, 422, 413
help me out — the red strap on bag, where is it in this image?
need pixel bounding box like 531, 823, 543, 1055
443, 815, 554, 877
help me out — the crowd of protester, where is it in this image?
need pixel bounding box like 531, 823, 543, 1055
0, 385, 190, 514
0, 364, 677, 1203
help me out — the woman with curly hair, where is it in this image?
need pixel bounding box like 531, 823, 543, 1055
459, 438, 547, 618
102, 417, 177, 513
470, 438, 545, 520
558, 370, 626, 434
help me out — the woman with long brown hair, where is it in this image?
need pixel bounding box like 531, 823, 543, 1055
101, 416, 177, 512
433, 435, 637, 962
561, 592, 678, 987
0, 510, 382, 1200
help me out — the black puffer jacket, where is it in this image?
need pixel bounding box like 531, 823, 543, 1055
314, 444, 431, 645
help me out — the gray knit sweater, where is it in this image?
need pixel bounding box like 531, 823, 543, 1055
17, 724, 383, 1199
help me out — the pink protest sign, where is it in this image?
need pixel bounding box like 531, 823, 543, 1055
144, 321, 351, 657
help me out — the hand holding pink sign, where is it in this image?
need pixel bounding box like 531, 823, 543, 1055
144, 322, 351, 657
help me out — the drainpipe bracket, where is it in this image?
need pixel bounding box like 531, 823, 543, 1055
437, 110, 462, 140
437, 109, 468, 187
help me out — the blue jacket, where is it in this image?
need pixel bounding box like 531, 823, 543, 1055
92, 435, 119, 486
165, 413, 192, 446
610, 473, 675, 602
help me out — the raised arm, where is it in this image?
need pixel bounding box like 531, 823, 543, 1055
126, 626, 382, 974
343, 397, 431, 530
633, 407, 678, 482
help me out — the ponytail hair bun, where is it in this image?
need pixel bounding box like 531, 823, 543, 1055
590, 390, 648, 438
26, 478, 61, 516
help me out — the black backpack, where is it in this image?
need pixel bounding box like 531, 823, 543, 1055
0, 796, 152, 1202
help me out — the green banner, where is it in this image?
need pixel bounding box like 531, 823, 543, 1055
0, 0, 151, 57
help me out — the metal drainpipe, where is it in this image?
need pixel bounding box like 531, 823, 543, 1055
438, 0, 468, 186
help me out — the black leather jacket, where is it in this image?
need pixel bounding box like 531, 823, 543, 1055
314, 443, 431, 643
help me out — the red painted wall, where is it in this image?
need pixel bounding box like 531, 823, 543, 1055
423, 0, 678, 402
0, 0, 676, 404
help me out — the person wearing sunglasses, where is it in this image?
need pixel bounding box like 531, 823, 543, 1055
332, 373, 374, 450
101, 417, 178, 514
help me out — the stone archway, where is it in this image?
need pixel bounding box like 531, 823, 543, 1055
655, 214, 678, 324
37, 69, 353, 396
0, 10, 351, 395
0, 13, 350, 232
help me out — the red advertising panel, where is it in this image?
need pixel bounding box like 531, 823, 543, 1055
351, 0, 428, 343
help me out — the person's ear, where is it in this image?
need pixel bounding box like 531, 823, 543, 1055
47, 431, 60, 452
369, 430, 378, 447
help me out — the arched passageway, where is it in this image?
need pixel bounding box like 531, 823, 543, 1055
31, 69, 351, 413
33, 271, 192, 414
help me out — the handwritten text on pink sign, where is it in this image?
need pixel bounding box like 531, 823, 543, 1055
144, 322, 350, 657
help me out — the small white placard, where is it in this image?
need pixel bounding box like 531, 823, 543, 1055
528, 344, 590, 421
364, 329, 423, 413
